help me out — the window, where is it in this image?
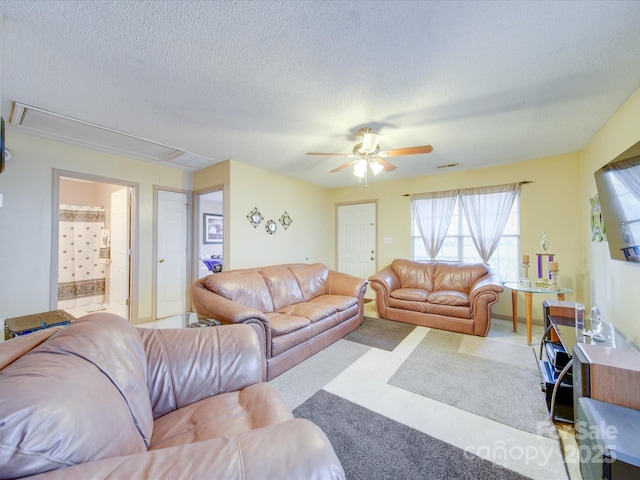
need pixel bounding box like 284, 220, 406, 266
412, 195, 520, 282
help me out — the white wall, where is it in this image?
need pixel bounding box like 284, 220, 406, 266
0, 131, 190, 322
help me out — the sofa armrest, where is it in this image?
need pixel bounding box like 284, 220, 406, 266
25, 419, 345, 480
468, 269, 504, 335
138, 324, 266, 419
468, 269, 504, 306
189, 280, 271, 354
368, 264, 401, 293
325, 270, 367, 298
367, 264, 401, 316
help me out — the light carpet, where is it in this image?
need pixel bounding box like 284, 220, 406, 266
387, 328, 556, 438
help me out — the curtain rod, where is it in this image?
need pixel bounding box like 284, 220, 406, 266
402, 180, 533, 197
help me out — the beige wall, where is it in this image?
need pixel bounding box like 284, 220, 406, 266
0, 132, 190, 322
193, 160, 334, 270
3, 86, 640, 345
329, 152, 583, 323
580, 87, 640, 347
228, 161, 333, 269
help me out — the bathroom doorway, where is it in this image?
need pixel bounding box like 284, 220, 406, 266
53, 172, 135, 321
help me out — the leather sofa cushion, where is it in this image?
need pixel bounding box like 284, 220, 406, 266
427, 290, 470, 306
278, 302, 337, 323
0, 314, 151, 479
289, 263, 328, 301
149, 383, 292, 450
433, 262, 488, 293
308, 295, 357, 312
391, 259, 435, 290
260, 267, 305, 311
204, 271, 274, 312
389, 298, 428, 313
390, 288, 429, 302
266, 313, 311, 335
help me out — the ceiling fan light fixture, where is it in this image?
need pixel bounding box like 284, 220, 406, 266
361, 132, 381, 154
353, 159, 367, 178
370, 160, 384, 175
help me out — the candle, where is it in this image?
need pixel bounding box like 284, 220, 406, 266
522, 254, 529, 263
550, 261, 558, 271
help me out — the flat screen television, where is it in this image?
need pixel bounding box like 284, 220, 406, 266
594, 140, 640, 263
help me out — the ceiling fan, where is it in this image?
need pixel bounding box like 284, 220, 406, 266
306, 128, 433, 181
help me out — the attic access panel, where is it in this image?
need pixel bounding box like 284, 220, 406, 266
8, 102, 215, 170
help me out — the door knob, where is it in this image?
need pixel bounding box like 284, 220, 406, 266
370, 257, 375, 261
159, 258, 165, 263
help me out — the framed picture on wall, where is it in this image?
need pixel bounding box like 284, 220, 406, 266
204, 213, 223, 244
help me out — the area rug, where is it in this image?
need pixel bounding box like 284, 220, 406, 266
343, 316, 415, 351
388, 329, 555, 437
294, 390, 531, 480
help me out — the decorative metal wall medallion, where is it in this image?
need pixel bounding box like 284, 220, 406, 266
247, 207, 263, 228
279, 211, 292, 230
265, 219, 277, 235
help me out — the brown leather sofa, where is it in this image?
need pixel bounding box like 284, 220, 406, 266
368, 259, 503, 336
0, 313, 345, 479
190, 262, 368, 380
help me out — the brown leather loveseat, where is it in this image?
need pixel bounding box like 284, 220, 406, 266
368, 259, 503, 336
190, 262, 367, 380
0, 313, 345, 479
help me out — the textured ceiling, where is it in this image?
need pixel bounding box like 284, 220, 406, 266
1, 0, 640, 188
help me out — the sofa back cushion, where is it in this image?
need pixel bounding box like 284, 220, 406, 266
391, 259, 435, 290
433, 262, 489, 293
0, 313, 152, 479
259, 266, 305, 311
204, 270, 274, 312
289, 263, 328, 301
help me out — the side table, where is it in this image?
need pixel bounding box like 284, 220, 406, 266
503, 282, 573, 344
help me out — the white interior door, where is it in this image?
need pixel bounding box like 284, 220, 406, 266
337, 202, 377, 281
109, 188, 130, 318
156, 190, 188, 319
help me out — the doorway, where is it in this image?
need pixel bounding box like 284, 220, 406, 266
194, 188, 224, 279
54, 173, 134, 320
155, 189, 189, 320
336, 201, 377, 283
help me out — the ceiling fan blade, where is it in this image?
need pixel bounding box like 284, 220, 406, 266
379, 145, 433, 157
373, 158, 397, 172
330, 160, 359, 173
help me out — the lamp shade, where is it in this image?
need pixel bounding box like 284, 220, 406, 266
370, 161, 384, 175
353, 159, 366, 178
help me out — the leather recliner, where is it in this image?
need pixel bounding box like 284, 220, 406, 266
0, 313, 345, 479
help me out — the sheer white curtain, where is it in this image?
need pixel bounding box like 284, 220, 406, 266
459, 183, 519, 264
411, 190, 457, 260
607, 156, 640, 203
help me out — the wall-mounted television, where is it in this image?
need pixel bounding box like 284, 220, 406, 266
0, 117, 5, 174
594, 140, 640, 263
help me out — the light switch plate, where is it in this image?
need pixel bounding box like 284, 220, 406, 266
384, 237, 393, 244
